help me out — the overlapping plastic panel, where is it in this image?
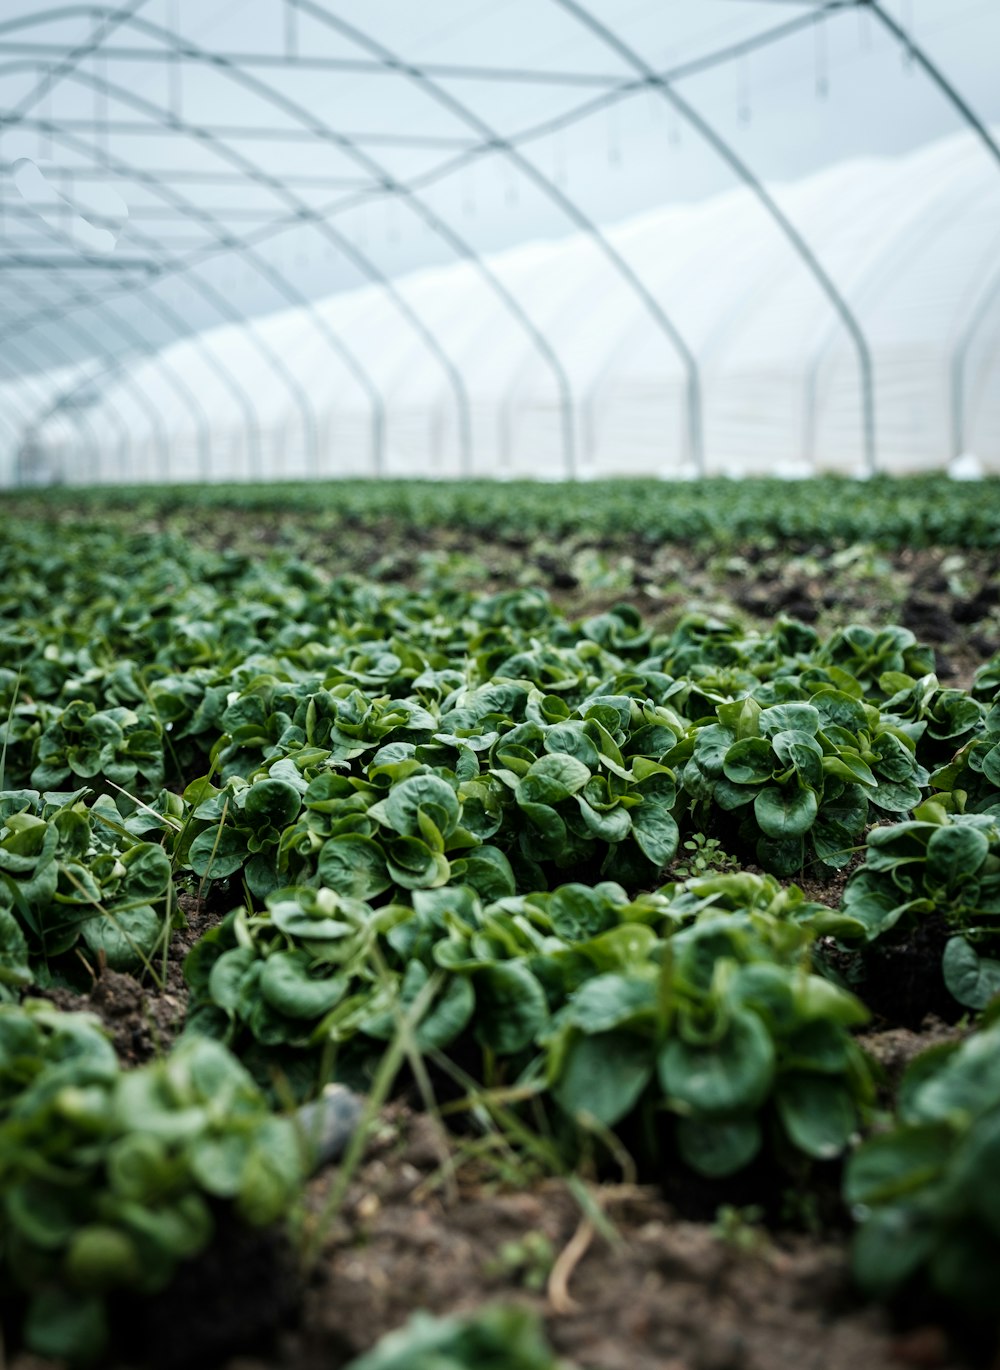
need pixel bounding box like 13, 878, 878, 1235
7, 126, 999, 484
2, 1, 999, 485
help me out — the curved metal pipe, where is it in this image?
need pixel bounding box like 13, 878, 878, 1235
551, 0, 877, 477
288, 0, 704, 477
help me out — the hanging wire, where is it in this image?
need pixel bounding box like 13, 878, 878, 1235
737, 52, 752, 124
607, 102, 621, 166
815, 13, 829, 99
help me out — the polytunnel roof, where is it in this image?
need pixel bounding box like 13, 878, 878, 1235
2, 1, 1000, 482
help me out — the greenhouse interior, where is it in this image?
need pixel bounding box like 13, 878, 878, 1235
2, 0, 1000, 485
5, 6, 1000, 1370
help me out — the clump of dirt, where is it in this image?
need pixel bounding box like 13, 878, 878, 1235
32, 892, 223, 1065
39, 969, 183, 1066
858, 1017, 968, 1098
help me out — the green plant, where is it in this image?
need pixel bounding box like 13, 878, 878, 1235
835, 807, 1000, 1010
712, 1203, 769, 1253
344, 1304, 569, 1370
0, 1001, 306, 1365
485, 1231, 556, 1291
672, 832, 740, 880
0, 788, 173, 979
845, 1011, 1000, 1313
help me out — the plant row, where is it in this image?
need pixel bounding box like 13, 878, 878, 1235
4, 472, 1000, 547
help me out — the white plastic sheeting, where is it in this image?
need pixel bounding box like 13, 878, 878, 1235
6, 125, 1000, 485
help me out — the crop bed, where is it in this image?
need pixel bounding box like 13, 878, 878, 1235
2, 477, 1000, 1370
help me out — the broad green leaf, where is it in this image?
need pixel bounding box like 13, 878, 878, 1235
675, 1115, 761, 1177
473, 962, 548, 1054
754, 783, 818, 838
658, 1010, 774, 1116
318, 834, 391, 899
775, 1073, 856, 1158
942, 936, 1000, 1011
260, 950, 347, 1020
81, 902, 162, 972
553, 1029, 653, 1126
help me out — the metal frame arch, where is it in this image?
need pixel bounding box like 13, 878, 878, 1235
3, 125, 270, 481
94, 6, 579, 479
0, 217, 176, 475
284, 0, 704, 478
1, 81, 337, 479
865, 2, 1000, 173
1, 332, 111, 482
802, 151, 993, 468
58, 58, 463, 479
551, 0, 878, 477
950, 250, 1000, 460
3, 7, 470, 479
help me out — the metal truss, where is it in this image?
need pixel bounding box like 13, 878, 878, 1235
0, 0, 997, 482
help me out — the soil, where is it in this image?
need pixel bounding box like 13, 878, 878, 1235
33, 893, 215, 1064
92, 1106, 973, 1370
7, 518, 1000, 1370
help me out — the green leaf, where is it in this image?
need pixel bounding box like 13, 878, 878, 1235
675, 1115, 761, 1177
658, 1010, 774, 1116
562, 973, 656, 1033
844, 1123, 953, 1206
187, 824, 247, 879
517, 752, 591, 806
942, 936, 1000, 1011
722, 737, 774, 786
753, 783, 818, 838
416, 973, 476, 1050
318, 834, 392, 899
473, 962, 548, 1054
260, 950, 347, 1020
926, 823, 989, 883
382, 775, 460, 839
189, 1131, 252, 1197
24, 1289, 108, 1363
208, 946, 257, 1012
852, 1207, 936, 1298
244, 777, 301, 829
553, 1029, 653, 1127
775, 1073, 857, 1158
81, 902, 162, 972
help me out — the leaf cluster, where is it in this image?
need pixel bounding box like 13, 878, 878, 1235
0, 1001, 304, 1363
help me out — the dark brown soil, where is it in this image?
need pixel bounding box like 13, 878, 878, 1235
33, 893, 217, 1064
200, 1107, 971, 1370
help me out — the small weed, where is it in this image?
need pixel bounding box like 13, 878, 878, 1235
672, 832, 740, 881
485, 1231, 556, 1292
712, 1204, 769, 1254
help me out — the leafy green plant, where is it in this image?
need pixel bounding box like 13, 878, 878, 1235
845, 1011, 1000, 1313
0, 1001, 305, 1364
835, 808, 1000, 1010
930, 675, 1000, 816
680, 694, 929, 875
545, 904, 872, 1176
0, 788, 172, 977
344, 1304, 569, 1370
671, 832, 740, 881
184, 874, 872, 1178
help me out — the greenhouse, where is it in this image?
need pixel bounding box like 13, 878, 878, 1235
3, 1, 1000, 485
4, 6, 1000, 1370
